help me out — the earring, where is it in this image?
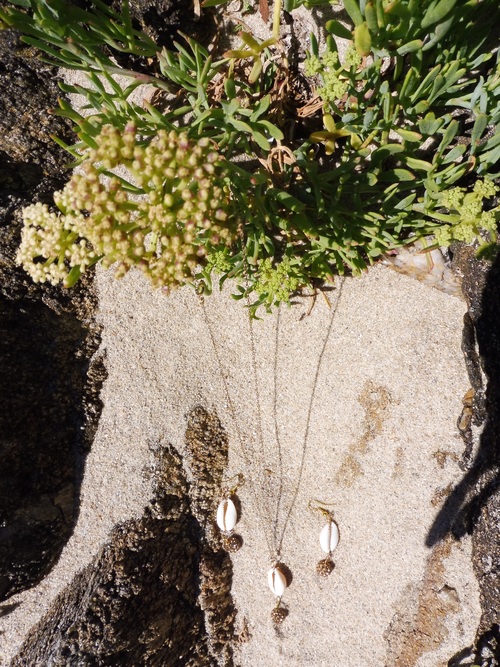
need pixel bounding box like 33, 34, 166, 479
268, 563, 289, 625
216, 473, 244, 552
309, 500, 340, 578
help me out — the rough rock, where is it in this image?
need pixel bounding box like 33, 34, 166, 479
0, 29, 103, 601
11, 410, 237, 667
446, 244, 500, 666
123, 0, 211, 48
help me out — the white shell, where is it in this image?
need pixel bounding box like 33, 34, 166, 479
216, 497, 237, 532
319, 520, 340, 554
268, 565, 287, 597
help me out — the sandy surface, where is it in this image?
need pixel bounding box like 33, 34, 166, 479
1, 262, 480, 666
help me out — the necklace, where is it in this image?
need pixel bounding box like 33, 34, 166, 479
198, 273, 345, 624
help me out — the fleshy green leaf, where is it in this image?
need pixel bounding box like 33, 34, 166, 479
395, 193, 417, 209
309, 31, 319, 57
364, 2, 378, 33
384, 1, 411, 20
343, 0, 364, 26
258, 120, 284, 140
419, 112, 445, 136
269, 189, 306, 212
325, 19, 353, 40
439, 144, 466, 167
240, 31, 262, 52
354, 22, 372, 56
397, 40, 423, 55
379, 169, 416, 182
400, 67, 418, 101
405, 157, 433, 171
411, 65, 441, 103
202, 0, 230, 5
471, 113, 489, 154
224, 77, 237, 99
421, 0, 457, 30
249, 58, 262, 84
422, 16, 455, 51
393, 128, 422, 142
435, 119, 458, 154
371, 144, 405, 165
479, 143, 500, 168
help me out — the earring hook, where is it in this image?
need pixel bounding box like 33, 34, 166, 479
308, 499, 335, 520
222, 472, 245, 496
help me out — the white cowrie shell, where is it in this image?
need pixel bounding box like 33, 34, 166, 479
319, 519, 340, 554
216, 497, 238, 532
268, 565, 287, 597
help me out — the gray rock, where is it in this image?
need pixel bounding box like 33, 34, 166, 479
11, 410, 237, 667
0, 29, 103, 601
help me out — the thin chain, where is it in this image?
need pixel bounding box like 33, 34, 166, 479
271, 306, 283, 551
245, 289, 287, 560
272, 279, 345, 555
241, 241, 284, 561
199, 239, 345, 564
199, 293, 277, 560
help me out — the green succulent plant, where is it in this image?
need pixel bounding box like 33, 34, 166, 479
3, 0, 500, 310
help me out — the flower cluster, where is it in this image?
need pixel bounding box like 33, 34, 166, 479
343, 45, 362, 70
432, 179, 499, 246
16, 203, 95, 286
17, 124, 237, 289
305, 51, 349, 104
254, 257, 301, 303
205, 248, 233, 275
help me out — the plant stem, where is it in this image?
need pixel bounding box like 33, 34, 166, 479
272, 0, 282, 40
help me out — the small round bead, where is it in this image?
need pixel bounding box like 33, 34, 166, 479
271, 606, 288, 625
316, 558, 335, 578
222, 534, 242, 553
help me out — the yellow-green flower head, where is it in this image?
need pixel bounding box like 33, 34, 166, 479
17, 124, 238, 289
434, 179, 500, 248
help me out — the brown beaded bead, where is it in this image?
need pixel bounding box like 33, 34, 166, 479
270, 606, 288, 625
316, 557, 335, 578
222, 533, 242, 552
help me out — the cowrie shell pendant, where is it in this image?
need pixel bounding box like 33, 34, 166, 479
216, 497, 238, 532
317, 518, 339, 578
268, 564, 288, 597
216, 495, 242, 552
319, 518, 340, 554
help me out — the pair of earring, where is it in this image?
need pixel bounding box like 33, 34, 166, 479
216, 478, 340, 577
